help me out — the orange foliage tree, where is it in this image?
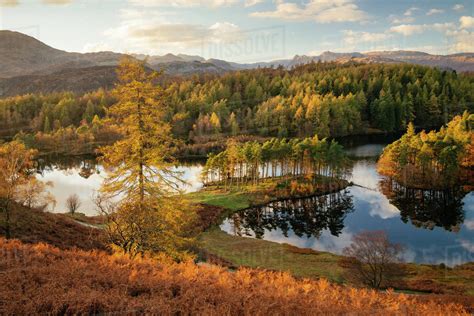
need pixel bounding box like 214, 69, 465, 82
0, 141, 37, 238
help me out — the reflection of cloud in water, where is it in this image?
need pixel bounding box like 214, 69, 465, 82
464, 220, 474, 231
173, 165, 203, 193
305, 231, 353, 254
460, 239, 474, 252
463, 193, 474, 214
38, 163, 204, 216
37, 167, 104, 216
221, 220, 354, 255
349, 160, 380, 190
264, 229, 354, 254
350, 186, 399, 219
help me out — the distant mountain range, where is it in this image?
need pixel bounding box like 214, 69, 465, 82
1, 30, 473, 97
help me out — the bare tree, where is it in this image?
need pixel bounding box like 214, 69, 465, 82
342, 231, 404, 289
66, 194, 81, 214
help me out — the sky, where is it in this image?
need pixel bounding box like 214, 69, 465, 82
0, 0, 473, 63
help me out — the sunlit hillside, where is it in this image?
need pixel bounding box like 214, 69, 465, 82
0, 238, 469, 315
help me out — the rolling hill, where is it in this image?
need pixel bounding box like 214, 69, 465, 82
1, 30, 473, 97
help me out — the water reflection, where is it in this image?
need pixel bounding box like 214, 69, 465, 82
379, 178, 466, 232
220, 140, 474, 265
227, 190, 354, 239
34, 155, 204, 215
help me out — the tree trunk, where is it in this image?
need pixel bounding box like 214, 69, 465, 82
137, 91, 145, 204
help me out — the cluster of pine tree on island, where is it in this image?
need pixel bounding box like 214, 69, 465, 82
202, 137, 349, 189
0, 62, 473, 156
378, 111, 473, 190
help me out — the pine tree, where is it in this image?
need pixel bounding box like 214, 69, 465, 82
83, 100, 95, 123
228, 112, 239, 136
43, 116, 51, 133
210, 112, 221, 134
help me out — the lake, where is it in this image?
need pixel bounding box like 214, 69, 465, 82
37, 135, 474, 265
220, 135, 474, 266
36, 156, 204, 215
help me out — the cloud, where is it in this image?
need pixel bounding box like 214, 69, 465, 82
0, 0, 71, 6
465, 219, 474, 231
104, 9, 243, 54
404, 7, 419, 16
447, 29, 474, 52
250, 0, 368, 23
128, 0, 239, 7
389, 15, 415, 24
452, 4, 464, 12
244, 0, 262, 7
426, 8, 444, 16
109, 22, 240, 48
41, 0, 71, 4
390, 23, 455, 36
0, 0, 19, 6
460, 16, 474, 29
459, 239, 474, 252
342, 30, 391, 46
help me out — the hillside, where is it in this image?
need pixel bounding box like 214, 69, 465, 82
0, 30, 124, 79
0, 203, 106, 251
1, 30, 473, 97
246, 50, 474, 72
0, 66, 118, 97
0, 238, 468, 315
0, 31, 236, 79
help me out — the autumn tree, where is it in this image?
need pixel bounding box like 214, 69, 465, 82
378, 113, 473, 188
15, 178, 55, 211
342, 231, 404, 289
99, 57, 194, 260
0, 141, 37, 238
66, 193, 81, 214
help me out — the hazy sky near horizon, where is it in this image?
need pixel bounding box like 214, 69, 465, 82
0, 0, 472, 62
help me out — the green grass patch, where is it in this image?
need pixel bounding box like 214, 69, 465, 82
187, 189, 251, 211
199, 227, 344, 282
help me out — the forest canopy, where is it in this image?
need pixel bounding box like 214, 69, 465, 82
1, 62, 473, 155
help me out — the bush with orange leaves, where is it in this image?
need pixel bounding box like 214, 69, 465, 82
0, 238, 468, 315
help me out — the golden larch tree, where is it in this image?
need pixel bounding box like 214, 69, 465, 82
98, 58, 195, 259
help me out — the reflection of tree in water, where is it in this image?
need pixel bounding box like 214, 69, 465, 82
229, 190, 354, 239
35, 155, 100, 179
379, 178, 466, 232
